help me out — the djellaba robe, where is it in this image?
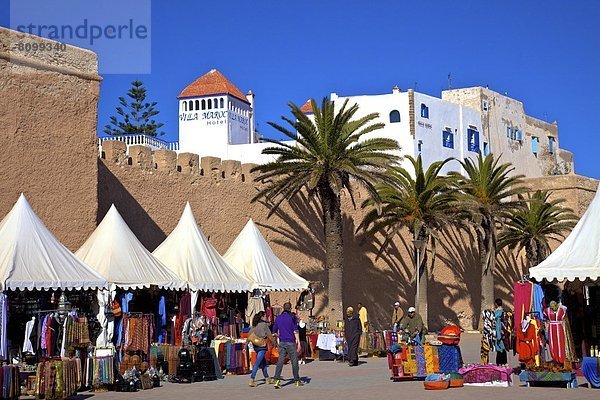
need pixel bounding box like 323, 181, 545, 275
345, 314, 362, 365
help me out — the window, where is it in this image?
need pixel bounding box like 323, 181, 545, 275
195, 100, 200, 110
214, 98, 218, 109
389, 110, 401, 123
483, 142, 489, 156
183, 101, 187, 112
420, 103, 429, 118
188, 100, 193, 110
207, 99, 212, 109
442, 129, 454, 149
220, 98, 224, 108
532, 136, 539, 157
468, 129, 480, 152
417, 140, 423, 153
548, 136, 556, 154
482, 100, 488, 112
515, 130, 523, 142
201, 99, 206, 110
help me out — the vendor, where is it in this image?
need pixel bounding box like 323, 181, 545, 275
400, 306, 426, 343
344, 307, 362, 367
391, 302, 404, 332
357, 302, 368, 333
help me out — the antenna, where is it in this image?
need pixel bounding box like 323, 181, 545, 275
447, 73, 452, 89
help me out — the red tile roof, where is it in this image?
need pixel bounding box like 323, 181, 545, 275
300, 99, 313, 114
178, 69, 249, 103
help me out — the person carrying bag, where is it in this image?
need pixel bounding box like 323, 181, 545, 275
248, 311, 275, 387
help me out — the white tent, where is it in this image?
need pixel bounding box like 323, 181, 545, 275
76, 205, 185, 290
153, 202, 252, 293
0, 194, 107, 291
530, 183, 600, 282
224, 219, 309, 291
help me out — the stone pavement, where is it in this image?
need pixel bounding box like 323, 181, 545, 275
77, 333, 599, 400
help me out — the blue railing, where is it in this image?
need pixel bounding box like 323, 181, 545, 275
98, 134, 179, 151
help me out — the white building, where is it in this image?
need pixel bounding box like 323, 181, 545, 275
175, 70, 573, 177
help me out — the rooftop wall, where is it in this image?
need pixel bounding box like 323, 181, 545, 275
0, 27, 100, 249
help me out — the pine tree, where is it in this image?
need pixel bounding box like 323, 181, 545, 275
104, 80, 165, 137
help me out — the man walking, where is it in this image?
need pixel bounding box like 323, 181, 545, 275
272, 302, 303, 388
344, 307, 362, 366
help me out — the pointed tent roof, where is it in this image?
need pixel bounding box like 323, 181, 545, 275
178, 69, 249, 103
223, 219, 309, 291
153, 203, 252, 292
0, 194, 107, 291
530, 183, 600, 282
76, 205, 185, 290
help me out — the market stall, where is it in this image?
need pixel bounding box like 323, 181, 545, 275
152, 203, 252, 378
0, 194, 109, 398
76, 204, 186, 388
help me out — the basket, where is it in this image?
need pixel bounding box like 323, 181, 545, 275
424, 381, 450, 390
449, 373, 464, 387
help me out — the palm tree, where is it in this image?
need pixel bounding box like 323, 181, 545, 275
359, 155, 457, 325
251, 98, 400, 317
498, 190, 577, 268
450, 153, 525, 320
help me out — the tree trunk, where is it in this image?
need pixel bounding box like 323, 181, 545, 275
525, 240, 538, 270
415, 232, 429, 329
476, 221, 494, 330
320, 185, 344, 320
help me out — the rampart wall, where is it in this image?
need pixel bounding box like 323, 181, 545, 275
0, 27, 100, 249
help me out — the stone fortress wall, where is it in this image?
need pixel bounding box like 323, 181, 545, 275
0, 27, 597, 331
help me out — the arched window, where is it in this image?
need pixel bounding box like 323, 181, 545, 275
220, 98, 224, 108
183, 101, 187, 112
195, 100, 200, 110
201, 99, 206, 110
188, 100, 193, 110
213, 98, 218, 109
207, 99, 212, 109
389, 110, 400, 123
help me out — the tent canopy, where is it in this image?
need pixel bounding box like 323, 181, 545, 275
0, 194, 107, 291
153, 202, 252, 292
530, 183, 600, 282
76, 205, 185, 290
224, 219, 309, 291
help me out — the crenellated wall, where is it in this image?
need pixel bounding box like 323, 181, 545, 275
96, 140, 598, 330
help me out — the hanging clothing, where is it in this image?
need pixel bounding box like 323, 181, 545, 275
175, 293, 191, 345
157, 296, 167, 343
116, 292, 133, 347
480, 309, 495, 364
543, 305, 567, 363
0, 294, 7, 360
513, 281, 533, 326
23, 317, 36, 354
532, 284, 545, 318
516, 318, 540, 365
245, 297, 265, 324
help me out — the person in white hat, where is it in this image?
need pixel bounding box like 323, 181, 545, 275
400, 306, 426, 343
391, 302, 404, 332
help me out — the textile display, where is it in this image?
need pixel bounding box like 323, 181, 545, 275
122, 314, 154, 354
317, 334, 337, 353
175, 293, 191, 345
0, 365, 20, 399
383, 330, 398, 348
150, 344, 182, 375
157, 296, 167, 343
518, 370, 577, 387
514, 281, 533, 326
403, 346, 417, 374
438, 345, 462, 373
35, 358, 79, 400
92, 356, 114, 387
423, 345, 439, 374
115, 292, 133, 347
581, 357, 600, 388
543, 305, 567, 363
245, 297, 265, 326
213, 339, 249, 374
516, 318, 540, 365
532, 284, 544, 318
96, 290, 109, 347
0, 294, 6, 360
480, 309, 495, 364
458, 364, 513, 385
414, 345, 426, 376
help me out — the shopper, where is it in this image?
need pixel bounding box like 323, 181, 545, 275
272, 302, 303, 388
357, 302, 369, 333
298, 319, 308, 364
248, 311, 274, 387
494, 298, 508, 365
391, 301, 404, 332
344, 307, 362, 366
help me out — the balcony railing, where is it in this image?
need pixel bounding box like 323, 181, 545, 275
98, 134, 179, 152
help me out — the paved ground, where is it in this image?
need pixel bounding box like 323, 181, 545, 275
76, 333, 599, 400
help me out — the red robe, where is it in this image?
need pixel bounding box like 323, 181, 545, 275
516, 320, 539, 364
544, 306, 566, 363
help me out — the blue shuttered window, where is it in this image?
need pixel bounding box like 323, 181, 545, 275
442, 130, 454, 149
420, 103, 429, 118
468, 129, 480, 153
532, 137, 539, 156
548, 137, 555, 154
389, 110, 400, 123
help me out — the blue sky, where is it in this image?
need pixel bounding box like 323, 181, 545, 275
2, 1, 600, 178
